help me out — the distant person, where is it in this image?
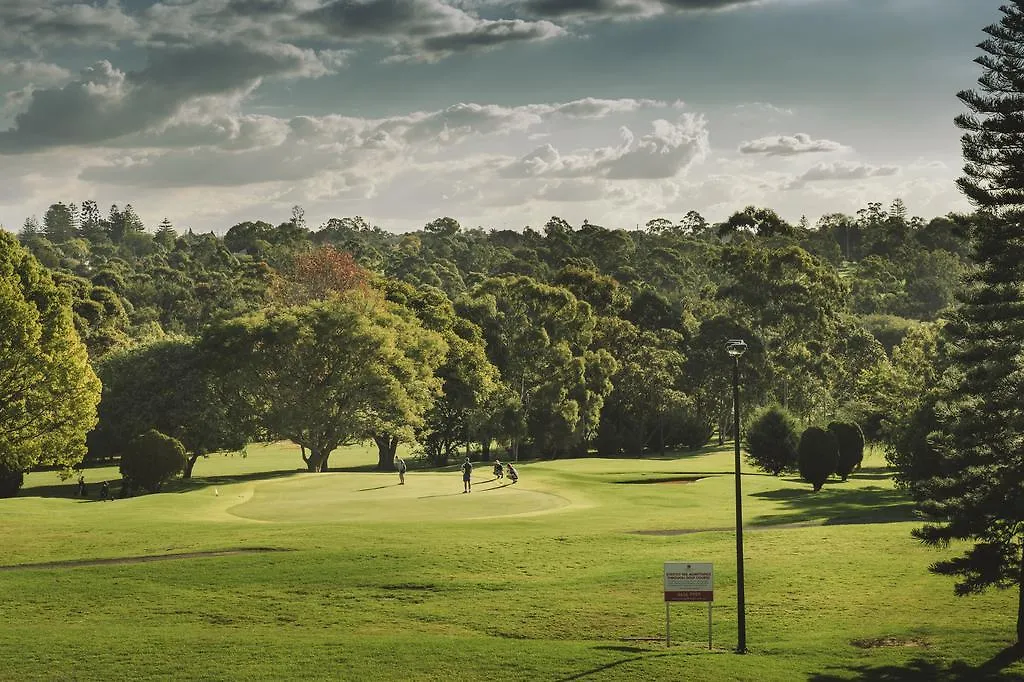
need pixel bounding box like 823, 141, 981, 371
396, 456, 407, 485
77, 475, 87, 497
100, 481, 110, 500
493, 460, 504, 480
461, 457, 473, 493
507, 463, 518, 484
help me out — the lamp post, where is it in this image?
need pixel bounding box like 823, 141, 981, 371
725, 338, 748, 654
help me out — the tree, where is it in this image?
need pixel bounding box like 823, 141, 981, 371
455, 276, 615, 458
903, 2, 1024, 643
0, 231, 101, 488
91, 338, 248, 478
797, 426, 838, 492
828, 421, 865, 481
745, 406, 800, 475
155, 219, 177, 249
119, 429, 186, 493
204, 290, 445, 472
271, 245, 369, 306
43, 203, 76, 243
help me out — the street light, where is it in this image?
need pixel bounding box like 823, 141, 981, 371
725, 338, 748, 654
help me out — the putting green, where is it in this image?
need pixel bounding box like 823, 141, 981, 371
226, 471, 573, 523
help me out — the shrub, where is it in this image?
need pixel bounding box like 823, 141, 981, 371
668, 411, 714, 451
828, 421, 865, 481
798, 426, 839, 492
744, 406, 800, 475
0, 464, 24, 498
119, 429, 186, 493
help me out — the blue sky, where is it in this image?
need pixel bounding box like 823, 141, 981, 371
0, 0, 1002, 233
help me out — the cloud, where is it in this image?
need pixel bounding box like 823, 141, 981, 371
0, 60, 72, 87
0, 0, 139, 49
500, 114, 708, 180
732, 101, 794, 117
738, 132, 846, 156
77, 97, 674, 193
522, 0, 663, 20
522, 0, 766, 21
785, 160, 900, 189
551, 97, 665, 119
0, 42, 333, 153
301, 0, 563, 60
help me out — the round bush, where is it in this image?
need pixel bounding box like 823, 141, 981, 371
798, 426, 839, 492
828, 421, 865, 481
0, 464, 24, 498
744, 405, 800, 475
119, 429, 186, 493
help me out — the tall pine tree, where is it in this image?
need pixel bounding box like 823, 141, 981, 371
907, 1, 1024, 644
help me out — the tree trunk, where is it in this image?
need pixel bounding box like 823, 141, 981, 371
375, 435, 398, 471
1018, 547, 1024, 645
481, 438, 491, 462
307, 448, 329, 472
183, 453, 200, 479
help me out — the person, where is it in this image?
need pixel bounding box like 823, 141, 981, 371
396, 456, 407, 485
461, 457, 473, 493
100, 481, 110, 500
77, 474, 87, 497
493, 459, 504, 480
507, 463, 519, 484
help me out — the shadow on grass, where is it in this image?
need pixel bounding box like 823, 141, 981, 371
750, 485, 917, 527
479, 482, 515, 492
808, 646, 1024, 681
556, 651, 674, 681
356, 484, 399, 492
19, 468, 304, 500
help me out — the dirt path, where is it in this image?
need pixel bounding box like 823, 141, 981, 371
0, 547, 291, 571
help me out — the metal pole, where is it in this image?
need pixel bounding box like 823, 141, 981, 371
665, 602, 671, 647
733, 356, 747, 653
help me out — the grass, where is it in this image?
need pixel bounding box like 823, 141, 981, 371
1, 443, 1022, 681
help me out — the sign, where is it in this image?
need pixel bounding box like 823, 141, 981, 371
664, 562, 713, 602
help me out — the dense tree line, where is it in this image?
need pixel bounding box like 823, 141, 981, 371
1, 193, 974, 489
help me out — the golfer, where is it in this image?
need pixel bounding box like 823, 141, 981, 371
395, 456, 407, 485
461, 457, 473, 493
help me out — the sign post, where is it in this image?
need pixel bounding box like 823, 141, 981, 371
664, 562, 713, 649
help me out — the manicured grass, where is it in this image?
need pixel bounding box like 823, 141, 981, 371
1, 444, 1022, 681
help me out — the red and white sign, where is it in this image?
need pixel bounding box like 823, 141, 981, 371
664, 562, 713, 602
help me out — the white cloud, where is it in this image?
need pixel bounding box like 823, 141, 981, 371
0, 60, 72, 88
739, 132, 847, 156
500, 114, 708, 180
784, 160, 900, 189
733, 101, 794, 117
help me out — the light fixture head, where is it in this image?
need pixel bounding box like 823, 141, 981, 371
725, 339, 747, 357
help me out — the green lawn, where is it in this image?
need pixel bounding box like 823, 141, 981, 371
0, 443, 1021, 681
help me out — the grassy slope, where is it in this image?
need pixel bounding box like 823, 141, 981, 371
0, 444, 1021, 681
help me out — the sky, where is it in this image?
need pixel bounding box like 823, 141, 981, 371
0, 0, 1004, 234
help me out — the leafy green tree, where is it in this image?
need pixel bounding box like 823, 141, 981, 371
828, 421, 865, 481
119, 429, 186, 493
91, 338, 248, 478
903, 3, 1024, 643
745, 406, 800, 475
204, 290, 445, 472
0, 231, 101, 488
592, 318, 687, 455
456, 276, 615, 457
43, 202, 77, 243
798, 426, 839, 492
